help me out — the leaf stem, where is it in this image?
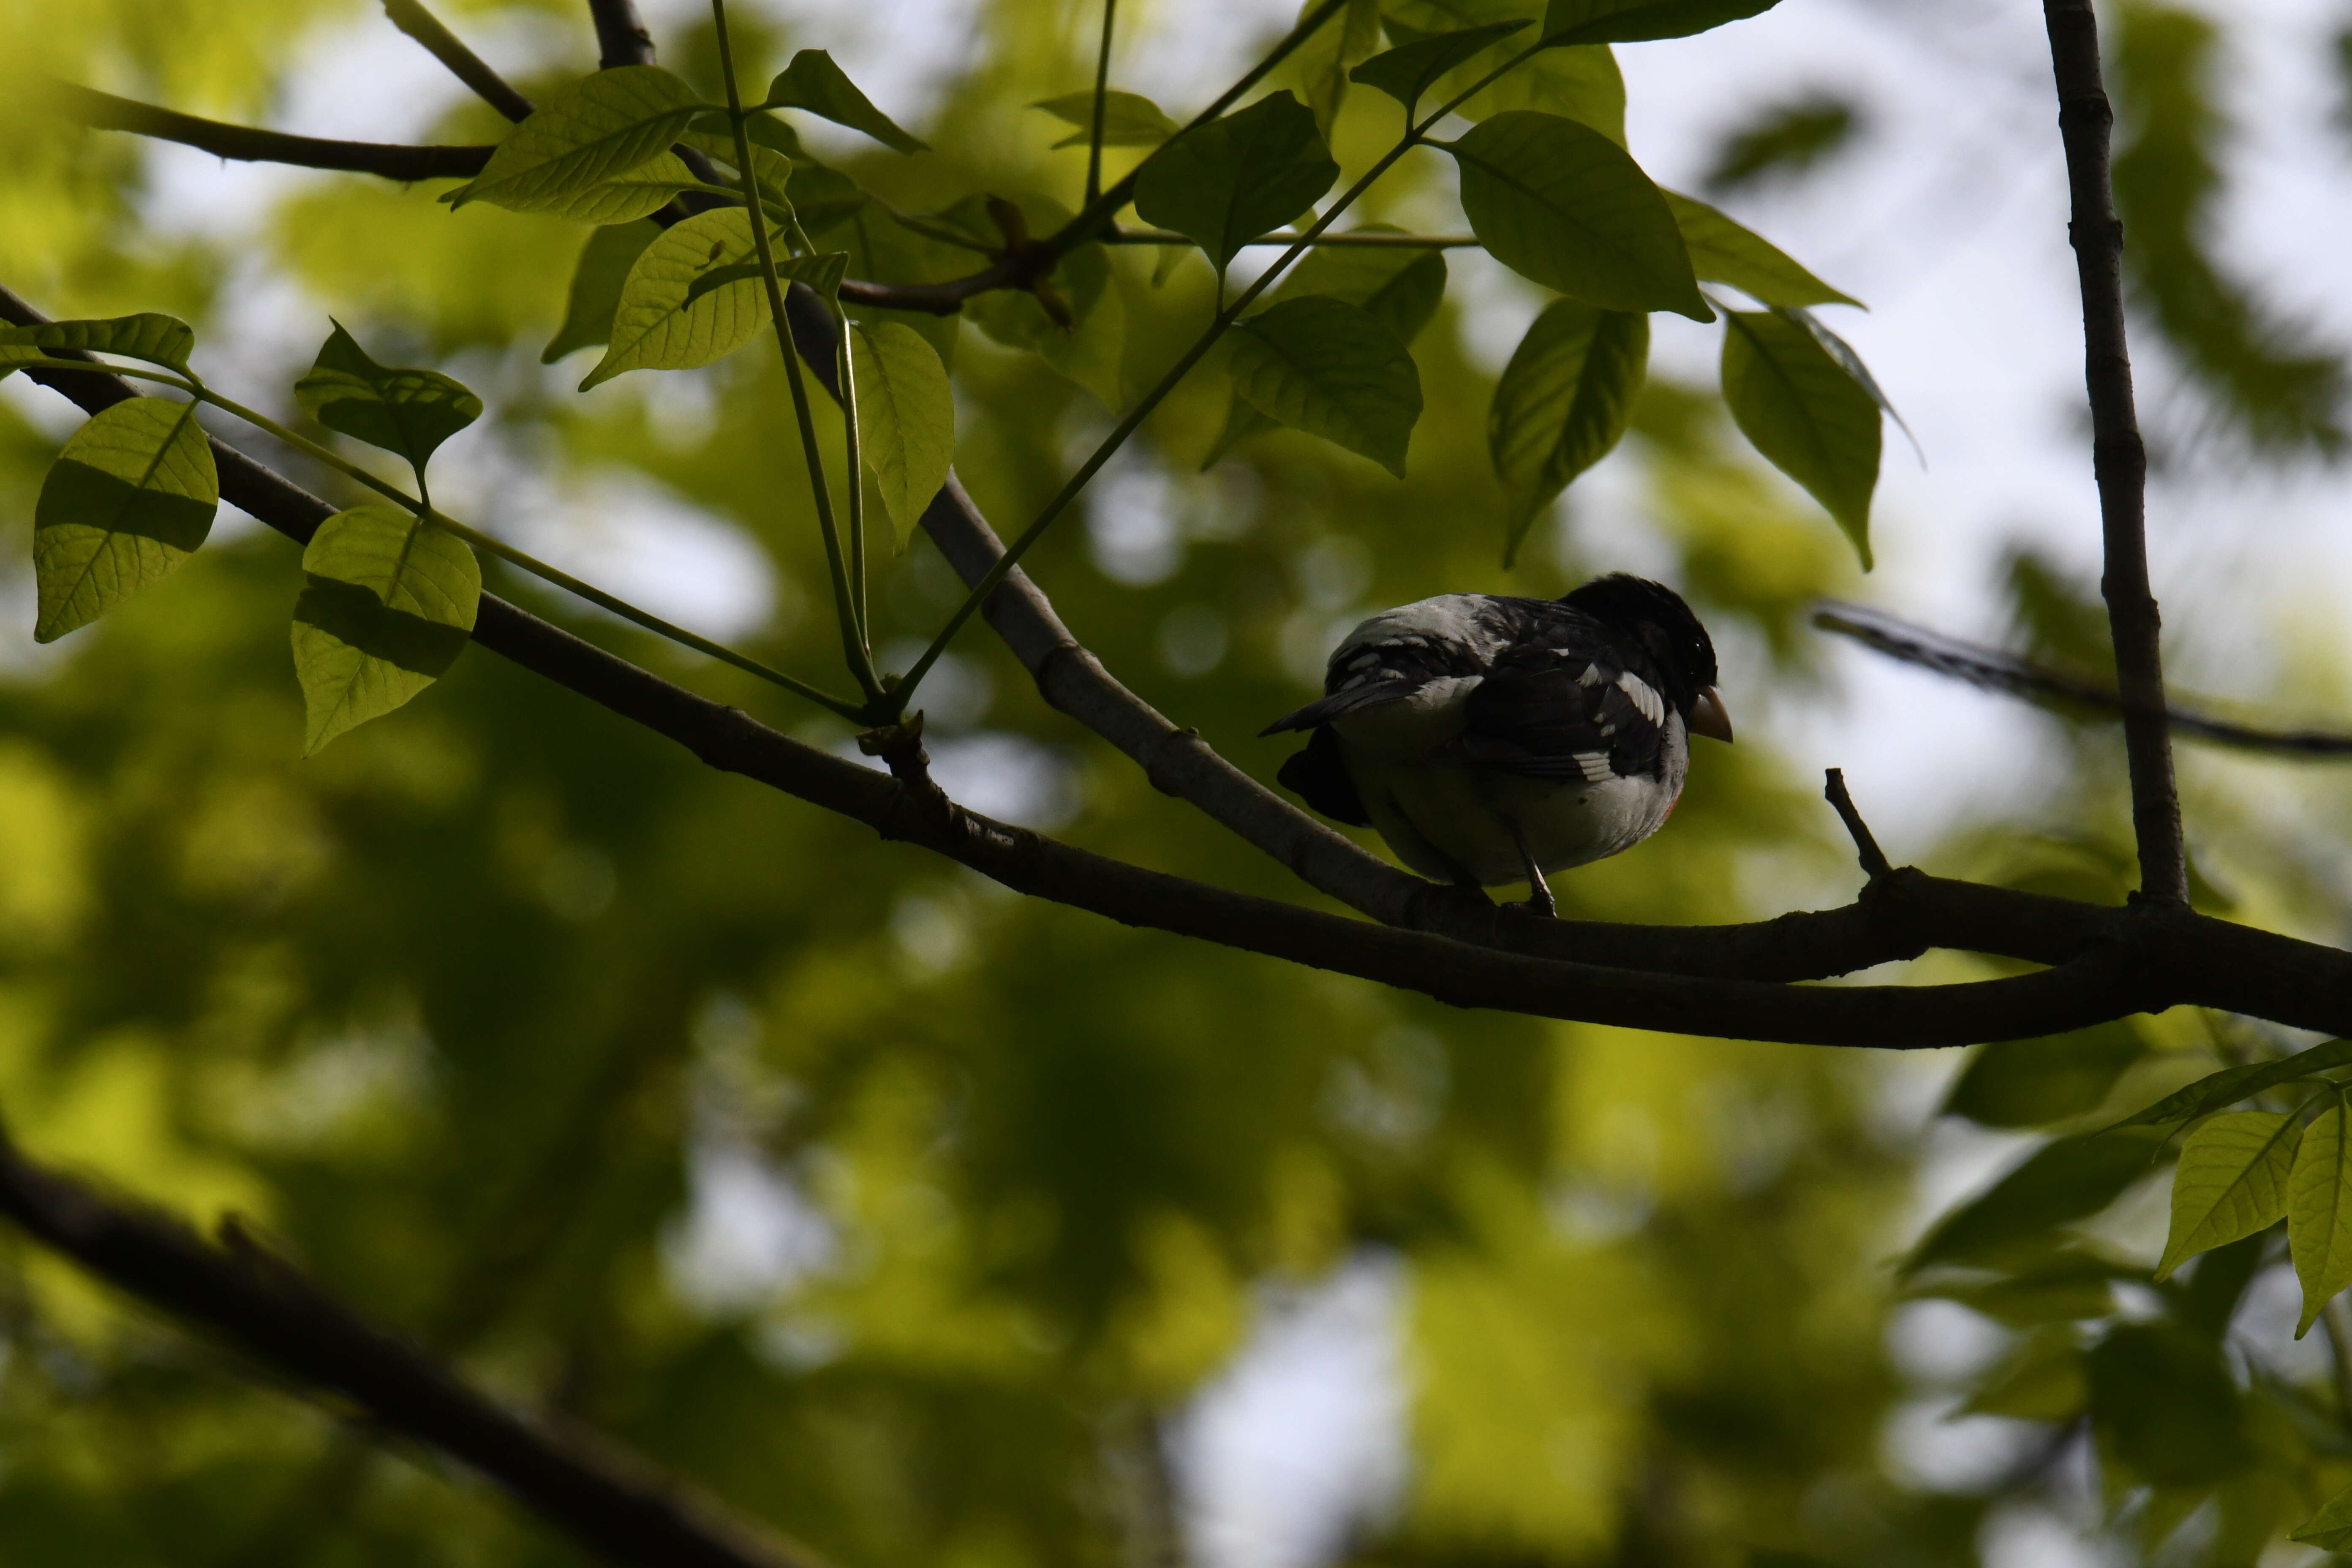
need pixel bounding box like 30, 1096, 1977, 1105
1086, 0, 1119, 207
710, 0, 883, 707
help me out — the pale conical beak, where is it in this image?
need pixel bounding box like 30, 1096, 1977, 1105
1689, 686, 1734, 743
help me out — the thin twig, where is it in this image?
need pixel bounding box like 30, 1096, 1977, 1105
381, 0, 535, 122
45, 80, 492, 180
2042, 0, 2188, 904
1086, 0, 1118, 206
1824, 769, 1893, 881
0, 1122, 826, 1568
1816, 603, 2352, 757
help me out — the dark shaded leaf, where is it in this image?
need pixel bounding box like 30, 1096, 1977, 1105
31, 396, 218, 642
2086, 1322, 2250, 1486
1133, 92, 1338, 272
1941, 1022, 2145, 1129
1702, 93, 1860, 193
1030, 91, 1180, 148
1719, 308, 1879, 566
1959, 1327, 2089, 1421
1488, 300, 1647, 564
1444, 111, 1706, 318
294, 323, 482, 476
680, 251, 847, 310
763, 50, 927, 154
1909, 1249, 2134, 1327
1350, 20, 1531, 112
1901, 1128, 2166, 1275
1228, 297, 1422, 477
1288, 0, 1386, 138
2107, 1038, 2352, 1129
291, 505, 479, 754
2175, 1229, 2270, 1340
1541, 0, 1780, 45
0, 313, 195, 373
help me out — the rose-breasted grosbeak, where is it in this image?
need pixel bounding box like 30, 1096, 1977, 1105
1262, 574, 1733, 917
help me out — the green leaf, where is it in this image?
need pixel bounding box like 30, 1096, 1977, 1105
294, 322, 482, 477
2292, 1481, 2352, 1551
1133, 92, 1339, 272
580, 209, 774, 390
1720, 308, 1880, 566
291, 506, 480, 756
681, 251, 847, 310
1349, 19, 1531, 112
1288, 0, 1386, 139
851, 322, 956, 547
1663, 191, 1858, 308
0, 313, 195, 373
763, 50, 927, 154
543, 221, 663, 364
1487, 300, 1647, 564
1941, 1021, 2146, 1128
1274, 239, 1450, 345
1957, 1327, 2088, 1421
1443, 111, 1707, 318
1030, 90, 1181, 148
1901, 1128, 2165, 1276
31, 397, 218, 643
2109, 1038, 2352, 1129
1228, 296, 1423, 477
1907, 1249, 2133, 1327
2085, 1322, 2250, 1486
1540, 0, 1780, 45
2156, 1111, 2300, 1280
441, 66, 708, 217
1449, 43, 1624, 142
956, 193, 1124, 408
2289, 1090, 2352, 1337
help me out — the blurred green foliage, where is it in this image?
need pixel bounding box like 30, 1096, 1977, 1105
3, 3, 2352, 1568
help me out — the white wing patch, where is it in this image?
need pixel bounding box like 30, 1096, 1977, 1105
1617, 670, 1664, 727
1573, 751, 1615, 783
1576, 663, 1607, 687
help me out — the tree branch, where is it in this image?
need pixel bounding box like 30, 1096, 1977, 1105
43, 80, 494, 181
0, 1122, 826, 1568
1817, 603, 2352, 757
587, 0, 658, 69
2043, 0, 2188, 904
17, 280, 2352, 1045
381, 0, 536, 123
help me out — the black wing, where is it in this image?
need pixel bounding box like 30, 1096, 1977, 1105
1456, 640, 1671, 784
1275, 724, 1370, 825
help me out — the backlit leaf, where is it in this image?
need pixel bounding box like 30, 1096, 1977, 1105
1541, 0, 1780, 44
32, 396, 218, 642
441, 66, 708, 216
1350, 19, 1532, 112
1288, 0, 1386, 139
294, 322, 482, 476
2289, 1090, 2352, 1337
291, 505, 479, 755
852, 322, 956, 547
0, 313, 195, 373
2156, 1111, 2299, 1280
1720, 308, 1879, 567
1228, 296, 1423, 477
1901, 1128, 2165, 1276
764, 50, 927, 154
1444, 111, 1707, 318
1487, 300, 1647, 563
1448, 42, 1624, 140
581, 209, 773, 390
2293, 1481, 2352, 1551
542, 221, 662, 364
1133, 92, 1338, 272
681, 251, 847, 310
1664, 191, 1858, 307
2110, 1039, 2352, 1128
1030, 91, 1180, 148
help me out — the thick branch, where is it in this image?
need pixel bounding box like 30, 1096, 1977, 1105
0, 1124, 823, 1568
588, 0, 657, 69
2043, 0, 2187, 904
45, 80, 493, 181
382, 0, 536, 123
1818, 603, 2352, 756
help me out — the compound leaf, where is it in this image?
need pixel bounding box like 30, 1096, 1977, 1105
2289, 1090, 2352, 1337
1720, 307, 1880, 566
1444, 111, 1706, 318
1228, 296, 1422, 477
583, 210, 793, 389
2157, 1111, 2300, 1280
32, 396, 217, 642
2109, 1039, 2352, 1129
851, 322, 956, 546
295, 322, 482, 476
1134, 92, 1338, 272
1488, 299, 1647, 563
764, 50, 926, 154
291, 505, 479, 755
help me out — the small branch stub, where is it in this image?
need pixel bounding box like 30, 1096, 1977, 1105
1825, 768, 1892, 881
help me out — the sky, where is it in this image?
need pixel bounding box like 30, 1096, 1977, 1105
15, 0, 2352, 1564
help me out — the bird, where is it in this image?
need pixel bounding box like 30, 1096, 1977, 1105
1261, 574, 1733, 918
